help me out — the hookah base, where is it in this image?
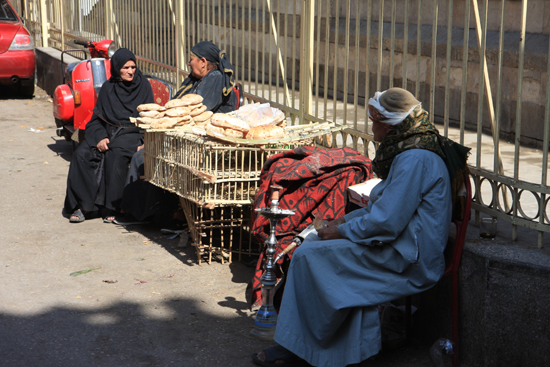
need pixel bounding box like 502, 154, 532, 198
250, 305, 278, 341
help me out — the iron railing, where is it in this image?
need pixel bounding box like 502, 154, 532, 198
14, 0, 550, 248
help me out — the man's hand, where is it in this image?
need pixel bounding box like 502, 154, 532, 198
326, 216, 346, 228
317, 225, 343, 240
97, 138, 110, 152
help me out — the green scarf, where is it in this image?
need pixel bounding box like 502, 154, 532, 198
372, 108, 471, 221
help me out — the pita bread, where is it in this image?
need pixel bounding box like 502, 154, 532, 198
193, 111, 213, 123
176, 114, 192, 123
211, 113, 250, 133
189, 105, 208, 117
245, 125, 285, 140
180, 93, 204, 105
150, 117, 178, 129
137, 103, 166, 112
136, 117, 156, 125
165, 94, 204, 108
223, 128, 244, 138
205, 121, 224, 133
187, 102, 203, 110
165, 107, 191, 117
139, 110, 162, 118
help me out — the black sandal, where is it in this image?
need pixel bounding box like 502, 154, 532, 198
69, 209, 85, 223
103, 210, 119, 223
252, 345, 306, 367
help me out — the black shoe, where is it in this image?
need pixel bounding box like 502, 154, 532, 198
113, 214, 151, 226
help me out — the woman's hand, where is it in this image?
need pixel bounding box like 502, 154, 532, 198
97, 138, 110, 152
136, 144, 144, 152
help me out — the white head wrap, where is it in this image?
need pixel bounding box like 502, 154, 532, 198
368, 91, 422, 126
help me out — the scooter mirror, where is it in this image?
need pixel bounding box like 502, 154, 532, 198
108, 42, 117, 58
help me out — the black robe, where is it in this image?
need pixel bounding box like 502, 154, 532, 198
174, 69, 237, 113
120, 149, 178, 221
64, 48, 154, 214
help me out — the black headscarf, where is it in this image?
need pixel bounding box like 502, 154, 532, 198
175, 41, 235, 98
94, 48, 154, 128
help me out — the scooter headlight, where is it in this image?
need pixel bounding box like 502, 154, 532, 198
107, 42, 117, 58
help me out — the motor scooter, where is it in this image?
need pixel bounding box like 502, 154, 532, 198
53, 39, 116, 143
53, 39, 175, 145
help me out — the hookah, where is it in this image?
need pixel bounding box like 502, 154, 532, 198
250, 185, 319, 340
250, 185, 295, 340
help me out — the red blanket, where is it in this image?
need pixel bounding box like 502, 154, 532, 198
250, 146, 373, 308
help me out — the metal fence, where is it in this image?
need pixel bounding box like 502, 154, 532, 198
14, 0, 550, 248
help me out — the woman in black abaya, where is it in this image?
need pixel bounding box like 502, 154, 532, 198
64, 48, 154, 222
173, 41, 237, 112
113, 41, 237, 226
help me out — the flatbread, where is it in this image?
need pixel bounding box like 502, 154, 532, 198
176, 114, 192, 123
193, 111, 213, 123
211, 113, 250, 133
205, 122, 225, 135
150, 117, 178, 129
139, 110, 162, 118
245, 125, 285, 140
136, 117, 156, 125
180, 93, 204, 105
166, 94, 204, 108
137, 103, 166, 112
223, 128, 244, 138
189, 105, 207, 117
165, 107, 191, 117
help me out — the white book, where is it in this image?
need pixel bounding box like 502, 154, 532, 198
347, 179, 382, 207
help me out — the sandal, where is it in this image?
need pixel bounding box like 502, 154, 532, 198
103, 210, 119, 223
69, 209, 85, 223
252, 345, 306, 367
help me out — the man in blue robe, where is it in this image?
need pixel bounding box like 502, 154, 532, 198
253, 88, 469, 367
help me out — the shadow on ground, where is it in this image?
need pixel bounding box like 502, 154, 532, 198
0, 296, 266, 367
0, 86, 33, 100
0, 297, 440, 367
47, 136, 74, 162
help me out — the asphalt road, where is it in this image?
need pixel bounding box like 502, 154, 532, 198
0, 86, 443, 367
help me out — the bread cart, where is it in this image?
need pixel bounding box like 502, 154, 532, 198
143, 122, 344, 264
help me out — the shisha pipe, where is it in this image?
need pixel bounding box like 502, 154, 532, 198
272, 222, 317, 264
250, 185, 295, 340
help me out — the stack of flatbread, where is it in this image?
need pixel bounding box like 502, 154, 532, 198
135, 94, 214, 130
205, 113, 251, 139
235, 103, 286, 129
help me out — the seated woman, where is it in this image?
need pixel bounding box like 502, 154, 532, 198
113, 41, 237, 226
252, 88, 470, 367
173, 40, 237, 113
64, 48, 154, 223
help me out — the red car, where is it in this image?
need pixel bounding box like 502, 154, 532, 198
0, 0, 35, 97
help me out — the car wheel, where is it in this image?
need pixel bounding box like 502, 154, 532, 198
19, 82, 34, 98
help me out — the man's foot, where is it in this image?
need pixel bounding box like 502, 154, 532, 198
113, 213, 151, 226
252, 345, 307, 366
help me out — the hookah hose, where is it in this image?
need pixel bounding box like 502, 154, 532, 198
272, 220, 322, 263
273, 238, 302, 263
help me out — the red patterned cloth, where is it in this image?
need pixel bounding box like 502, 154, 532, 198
250, 146, 373, 308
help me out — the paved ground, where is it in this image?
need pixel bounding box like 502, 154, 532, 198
0, 86, 448, 366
